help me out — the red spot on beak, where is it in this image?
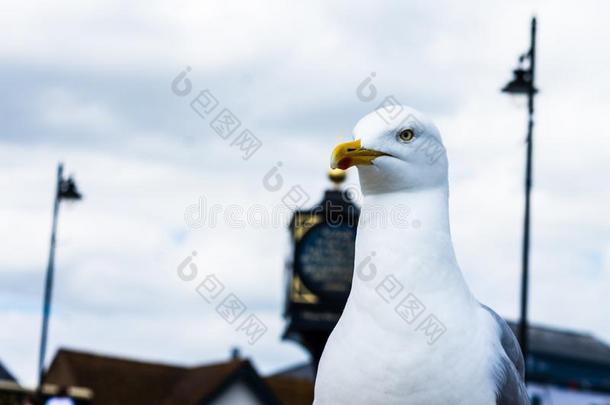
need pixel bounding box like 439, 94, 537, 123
337, 158, 352, 170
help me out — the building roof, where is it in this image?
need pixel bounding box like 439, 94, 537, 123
44, 348, 279, 405
507, 321, 610, 367
264, 362, 315, 405
0, 361, 16, 383
265, 375, 314, 405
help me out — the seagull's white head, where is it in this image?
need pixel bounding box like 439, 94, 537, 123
331, 105, 448, 195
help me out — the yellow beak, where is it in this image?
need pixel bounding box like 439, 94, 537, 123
330, 139, 388, 170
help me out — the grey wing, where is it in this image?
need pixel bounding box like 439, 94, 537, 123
481, 304, 530, 405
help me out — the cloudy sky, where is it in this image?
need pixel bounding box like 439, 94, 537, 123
2, 0, 609, 386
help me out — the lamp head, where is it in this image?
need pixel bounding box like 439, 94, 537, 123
59, 177, 82, 200
502, 68, 537, 95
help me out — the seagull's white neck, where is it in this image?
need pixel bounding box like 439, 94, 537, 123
349, 182, 475, 322
362, 185, 453, 238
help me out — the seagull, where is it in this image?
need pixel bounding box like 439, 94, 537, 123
314, 106, 529, 405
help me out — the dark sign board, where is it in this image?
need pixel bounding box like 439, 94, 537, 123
294, 222, 356, 302
284, 189, 359, 343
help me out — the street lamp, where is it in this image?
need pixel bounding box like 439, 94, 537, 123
38, 163, 82, 387
502, 16, 537, 381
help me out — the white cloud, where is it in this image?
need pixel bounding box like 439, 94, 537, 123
39, 88, 121, 132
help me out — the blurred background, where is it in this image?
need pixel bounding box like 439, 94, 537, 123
1, 0, 609, 404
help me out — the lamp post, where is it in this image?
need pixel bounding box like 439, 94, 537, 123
38, 163, 82, 387
502, 17, 537, 381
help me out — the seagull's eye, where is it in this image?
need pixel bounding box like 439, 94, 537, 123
397, 128, 415, 143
